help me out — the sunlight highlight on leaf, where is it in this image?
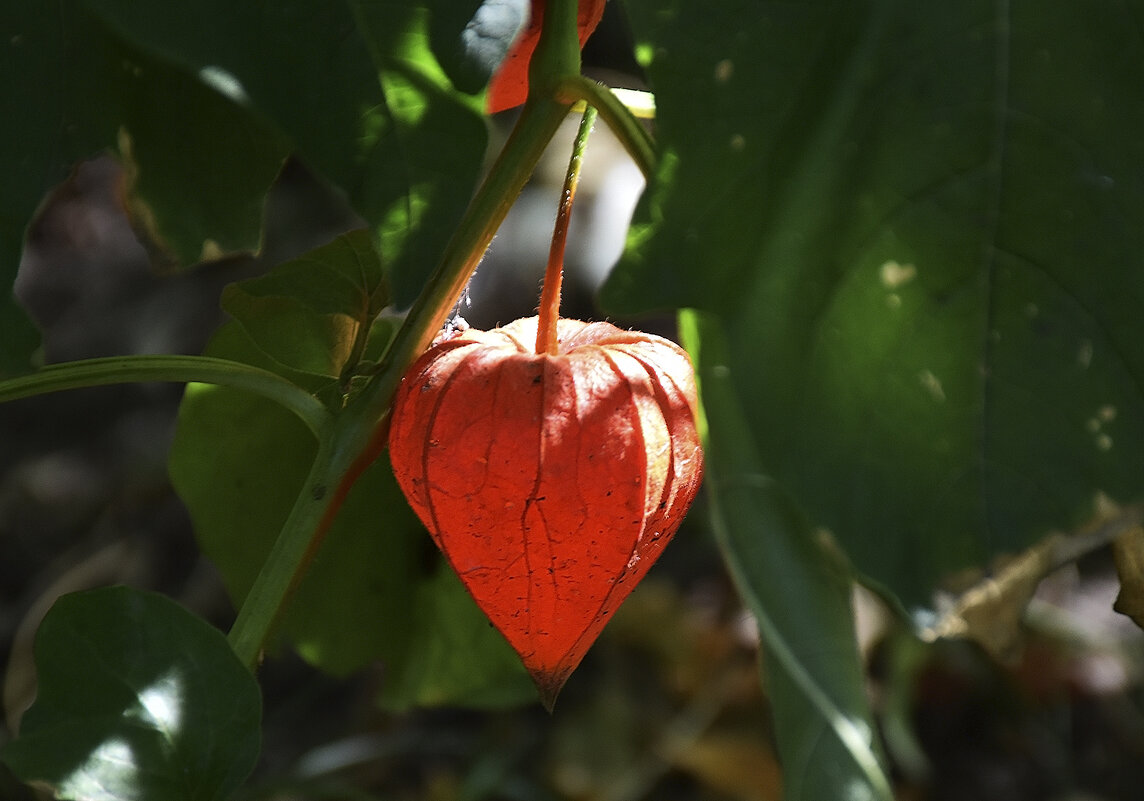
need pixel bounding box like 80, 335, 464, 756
58, 739, 138, 801
134, 670, 185, 738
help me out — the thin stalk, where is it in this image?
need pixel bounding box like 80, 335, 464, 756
0, 354, 330, 438
537, 106, 597, 355
557, 75, 657, 180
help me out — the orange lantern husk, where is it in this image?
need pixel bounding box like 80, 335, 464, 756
388, 315, 704, 708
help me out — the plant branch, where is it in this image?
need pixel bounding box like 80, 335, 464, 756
0, 354, 331, 438
226, 436, 338, 669
537, 105, 597, 355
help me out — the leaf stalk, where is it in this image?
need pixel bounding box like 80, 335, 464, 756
0, 355, 331, 438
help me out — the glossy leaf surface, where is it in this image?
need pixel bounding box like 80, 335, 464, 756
1, 587, 260, 801
605, 0, 1144, 606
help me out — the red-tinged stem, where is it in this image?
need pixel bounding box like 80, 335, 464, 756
537, 105, 598, 355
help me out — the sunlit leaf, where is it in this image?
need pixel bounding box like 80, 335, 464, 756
1, 587, 260, 801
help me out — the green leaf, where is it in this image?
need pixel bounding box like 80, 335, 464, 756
0, 3, 52, 376
1, 587, 260, 801
221, 230, 387, 381
169, 321, 384, 676
111, 49, 289, 267
350, 0, 491, 305
1, 2, 289, 374
5, 3, 287, 267
683, 312, 891, 801
605, 0, 1144, 606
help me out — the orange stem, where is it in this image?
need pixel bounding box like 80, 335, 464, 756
536, 106, 598, 354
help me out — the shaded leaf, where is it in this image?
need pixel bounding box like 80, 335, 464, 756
1, 5, 62, 376
683, 311, 891, 801
111, 52, 288, 267
221, 230, 386, 381
605, 0, 1144, 607
170, 321, 400, 676
2, 0, 487, 372
1, 587, 260, 801
1, 3, 286, 373
83, 0, 487, 307
378, 563, 537, 710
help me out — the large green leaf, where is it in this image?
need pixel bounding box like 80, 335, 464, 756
606, 0, 1144, 605
169, 321, 534, 703
1, 587, 260, 801
1, 5, 66, 376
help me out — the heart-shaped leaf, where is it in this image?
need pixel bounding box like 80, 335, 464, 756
1, 587, 260, 801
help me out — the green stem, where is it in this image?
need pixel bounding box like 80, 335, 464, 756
0, 354, 330, 438
225, 402, 387, 671
529, 0, 582, 96
226, 436, 339, 669
557, 75, 658, 180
